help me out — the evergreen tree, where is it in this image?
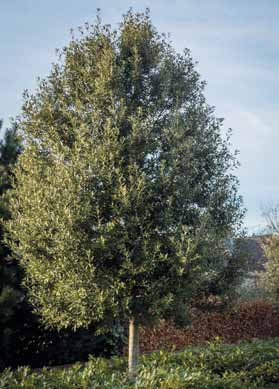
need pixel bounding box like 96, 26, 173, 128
0, 121, 121, 370
7, 10, 244, 375
0, 120, 23, 367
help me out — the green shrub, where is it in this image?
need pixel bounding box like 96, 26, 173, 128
1, 338, 279, 388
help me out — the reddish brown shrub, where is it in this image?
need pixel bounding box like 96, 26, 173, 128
140, 300, 279, 353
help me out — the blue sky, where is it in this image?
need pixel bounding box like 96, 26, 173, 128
1, 0, 278, 232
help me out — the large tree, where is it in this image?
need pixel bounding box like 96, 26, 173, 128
7, 10, 243, 375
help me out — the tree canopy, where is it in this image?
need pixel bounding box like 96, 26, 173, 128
7, 9, 244, 374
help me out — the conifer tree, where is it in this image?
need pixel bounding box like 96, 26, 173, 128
0, 121, 23, 365
7, 10, 243, 375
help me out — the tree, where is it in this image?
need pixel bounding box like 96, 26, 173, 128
261, 235, 279, 301
0, 121, 22, 227
262, 203, 279, 234
7, 10, 243, 376
0, 120, 23, 368
0, 121, 123, 371
258, 204, 279, 302
0, 120, 23, 321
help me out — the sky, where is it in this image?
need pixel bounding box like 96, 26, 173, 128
0, 0, 278, 233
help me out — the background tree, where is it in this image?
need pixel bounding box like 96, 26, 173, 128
262, 203, 279, 234
189, 236, 247, 311
0, 120, 23, 368
258, 204, 279, 302
7, 10, 244, 375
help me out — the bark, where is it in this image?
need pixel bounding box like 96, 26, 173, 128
128, 318, 140, 378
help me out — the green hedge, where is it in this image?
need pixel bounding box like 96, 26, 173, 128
1, 338, 279, 388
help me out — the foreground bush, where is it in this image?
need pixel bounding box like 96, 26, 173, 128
141, 300, 279, 352
1, 338, 279, 388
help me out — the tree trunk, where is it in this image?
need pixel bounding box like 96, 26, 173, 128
128, 318, 140, 378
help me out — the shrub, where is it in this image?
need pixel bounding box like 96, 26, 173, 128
1, 339, 279, 388
140, 300, 279, 353
0, 305, 125, 370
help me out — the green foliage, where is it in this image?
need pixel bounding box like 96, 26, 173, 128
0, 120, 22, 259
258, 235, 279, 303
0, 121, 124, 370
7, 10, 243, 331
257, 205, 279, 304
1, 339, 279, 388
0, 121, 24, 368
190, 236, 248, 311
